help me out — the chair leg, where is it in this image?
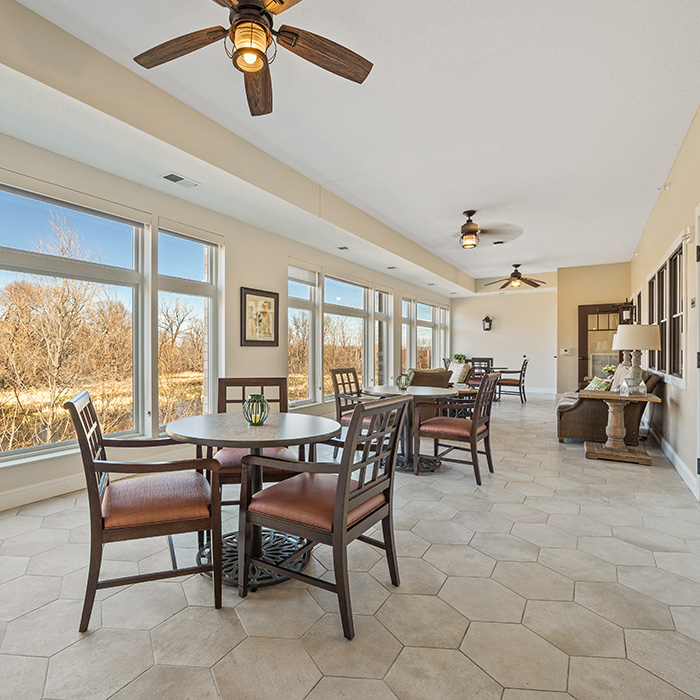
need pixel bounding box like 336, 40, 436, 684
211, 510, 222, 610
382, 514, 400, 587
471, 442, 482, 486
167, 535, 178, 570
433, 439, 439, 457
484, 435, 495, 474
80, 536, 102, 633
238, 516, 252, 598
333, 541, 354, 640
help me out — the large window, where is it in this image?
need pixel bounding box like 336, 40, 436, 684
375, 290, 390, 385
647, 243, 685, 379
323, 277, 367, 395
0, 186, 219, 458
402, 299, 448, 371
157, 231, 217, 424
287, 265, 318, 404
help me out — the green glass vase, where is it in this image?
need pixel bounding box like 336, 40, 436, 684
242, 394, 270, 426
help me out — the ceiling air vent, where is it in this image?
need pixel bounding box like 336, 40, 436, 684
162, 172, 200, 189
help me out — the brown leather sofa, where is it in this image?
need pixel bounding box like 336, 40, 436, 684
556, 370, 661, 446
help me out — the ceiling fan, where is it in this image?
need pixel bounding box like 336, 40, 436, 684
133, 0, 373, 117
484, 264, 547, 289
458, 210, 523, 249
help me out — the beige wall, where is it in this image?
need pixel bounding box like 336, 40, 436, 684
451, 291, 557, 392
556, 262, 631, 393
630, 106, 700, 491
0, 134, 450, 509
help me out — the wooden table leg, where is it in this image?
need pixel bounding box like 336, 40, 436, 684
603, 399, 628, 451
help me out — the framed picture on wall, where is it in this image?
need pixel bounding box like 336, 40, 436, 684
241, 287, 279, 346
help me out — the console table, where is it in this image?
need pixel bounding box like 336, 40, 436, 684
578, 390, 661, 466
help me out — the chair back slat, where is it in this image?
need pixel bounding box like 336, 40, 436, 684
63, 390, 109, 510
473, 373, 500, 427
334, 396, 409, 530
520, 358, 529, 380
330, 367, 363, 418
217, 377, 288, 414
470, 357, 494, 379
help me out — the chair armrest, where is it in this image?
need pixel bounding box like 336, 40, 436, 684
241, 454, 340, 474
103, 436, 179, 448
497, 369, 520, 375
93, 458, 220, 474
339, 393, 376, 404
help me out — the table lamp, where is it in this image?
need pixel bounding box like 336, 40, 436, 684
611, 324, 661, 395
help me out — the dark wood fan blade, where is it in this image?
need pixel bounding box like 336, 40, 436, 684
484, 278, 509, 287
134, 27, 228, 68
244, 65, 273, 116
500, 281, 511, 289
277, 25, 372, 83
265, 0, 303, 14
211, 0, 238, 7
527, 278, 547, 285
522, 279, 540, 288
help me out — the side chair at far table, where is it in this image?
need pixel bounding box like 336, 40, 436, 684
64, 390, 222, 633
414, 372, 500, 485
498, 357, 529, 402
238, 395, 411, 640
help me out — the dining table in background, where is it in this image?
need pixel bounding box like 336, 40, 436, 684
363, 385, 459, 473
166, 411, 341, 587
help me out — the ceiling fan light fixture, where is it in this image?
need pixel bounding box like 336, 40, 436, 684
510, 278, 521, 288
232, 21, 270, 73
460, 232, 479, 249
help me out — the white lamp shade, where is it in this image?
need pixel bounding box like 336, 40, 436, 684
612, 324, 661, 351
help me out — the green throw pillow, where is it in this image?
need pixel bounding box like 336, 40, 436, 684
584, 376, 612, 391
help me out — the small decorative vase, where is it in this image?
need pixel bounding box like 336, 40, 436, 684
242, 394, 270, 426
395, 373, 409, 391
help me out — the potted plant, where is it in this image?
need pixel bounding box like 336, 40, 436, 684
453, 353, 467, 363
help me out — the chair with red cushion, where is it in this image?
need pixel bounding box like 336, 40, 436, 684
237, 395, 410, 640
64, 390, 222, 632
497, 358, 528, 403
330, 367, 378, 427
467, 357, 494, 389
213, 377, 300, 507
414, 373, 500, 485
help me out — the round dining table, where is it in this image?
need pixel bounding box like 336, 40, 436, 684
166, 412, 341, 587
363, 385, 458, 473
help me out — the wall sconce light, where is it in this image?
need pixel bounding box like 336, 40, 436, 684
619, 299, 634, 324
482, 315, 492, 331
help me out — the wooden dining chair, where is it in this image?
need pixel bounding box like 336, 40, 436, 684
467, 357, 494, 389
498, 358, 529, 402
414, 373, 500, 485
213, 377, 300, 507
64, 390, 222, 632
329, 367, 378, 457
238, 395, 411, 640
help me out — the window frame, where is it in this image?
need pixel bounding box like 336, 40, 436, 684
0, 184, 222, 461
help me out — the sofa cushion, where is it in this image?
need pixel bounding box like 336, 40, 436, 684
448, 361, 471, 384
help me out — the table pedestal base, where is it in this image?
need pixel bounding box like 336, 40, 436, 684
584, 440, 653, 466
197, 528, 311, 588
395, 455, 442, 473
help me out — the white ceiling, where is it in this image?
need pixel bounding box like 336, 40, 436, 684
10, 0, 700, 278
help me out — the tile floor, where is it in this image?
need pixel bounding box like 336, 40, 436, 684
1, 395, 700, 699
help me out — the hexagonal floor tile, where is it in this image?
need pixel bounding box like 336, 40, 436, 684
612, 526, 689, 552
370, 556, 445, 595
314, 541, 383, 572
1, 598, 96, 655
0, 574, 61, 622
307, 571, 389, 615
0, 526, 69, 557
522, 600, 625, 657
213, 638, 320, 700
617, 565, 700, 605
402, 500, 458, 521
110, 665, 221, 700
470, 533, 539, 562
671, 606, 700, 644
236, 588, 323, 638
26, 543, 90, 577
578, 536, 655, 566
393, 530, 431, 557
438, 576, 525, 622
546, 513, 612, 537
385, 647, 501, 700
626, 629, 700, 698
460, 621, 568, 691
537, 547, 617, 582
510, 523, 577, 549
411, 519, 474, 545
574, 582, 673, 629
45, 629, 153, 700
305, 677, 398, 699
302, 614, 401, 679
101, 582, 187, 630
490, 503, 549, 523
151, 606, 245, 666
376, 593, 468, 648
502, 691, 574, 700
654, 553, 700, 584
0, 654, 47, 700
0, 555, 29, 585
423, 544, 496, 577
492, 562, 573, 601
568, 656, 690, 700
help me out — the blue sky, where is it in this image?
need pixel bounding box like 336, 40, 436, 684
0, 188, 206, 281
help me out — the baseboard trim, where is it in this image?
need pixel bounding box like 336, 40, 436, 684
650, 426, 699, 500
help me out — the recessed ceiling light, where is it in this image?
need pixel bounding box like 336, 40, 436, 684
387, 266, 397, 270
337, 246, 350, 251
427, 283, 435, 286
